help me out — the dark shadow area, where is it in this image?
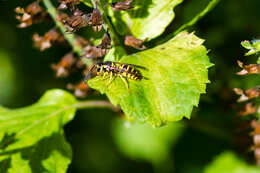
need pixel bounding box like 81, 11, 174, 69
22, 133, 72, 173
174, 126, 229, 173
127, 0, 152, 18
0, 133, 17, 150
110, 11, 129, 36
109, 0, 153, 38
0, 157, 11, 173
66, 108, 154, 173
0, 133, 71, 173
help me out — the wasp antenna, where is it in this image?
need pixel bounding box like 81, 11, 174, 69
84, 65, 96, 83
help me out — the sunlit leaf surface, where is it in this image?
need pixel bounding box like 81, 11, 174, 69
89, 32, 213, 126
0, 89, 77, 173
109, 0, 183, 40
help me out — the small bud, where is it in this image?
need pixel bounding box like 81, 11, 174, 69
234, 86, 260, 102
237, 60, 260, 75
110, 0, 133, 11
67, 81, 90, 98
81, 45, 106, 59
15, 1, 47, 28
245, 86, 260, 99
81, 33, 111, 59
73, 8, 84, 16
63, 10, 91, 32
51, 52, 77, 77
57, 0, 80, 11
33, 28, 66, 51
56, 11, 70, 22
90, 8, 103, 32
252, 121, 260, 135
124, 35, 146, 50
254, 135, 260, 146
238, 103, 257, 116
98, 33, 111, 49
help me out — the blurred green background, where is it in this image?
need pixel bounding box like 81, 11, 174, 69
1, 0, 260, 172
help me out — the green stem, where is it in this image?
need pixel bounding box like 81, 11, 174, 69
161, 0, 220, 43
42, 0, 92, 66
91, 0, 122, 47
75, 100, 117, 110
174, 0, 221, 35
16, 100, 116, 138
0, 100, 116, 149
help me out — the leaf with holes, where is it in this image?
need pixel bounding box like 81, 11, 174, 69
108, 0, 183, 40
88, 32, 213, 126
0, 89, 77, 173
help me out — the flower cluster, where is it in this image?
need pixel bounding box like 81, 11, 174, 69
234, 39, 260, 166
15, 0, 48, 28
15, 0, 146, 98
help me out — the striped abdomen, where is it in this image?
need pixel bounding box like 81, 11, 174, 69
96, 61, 143, 80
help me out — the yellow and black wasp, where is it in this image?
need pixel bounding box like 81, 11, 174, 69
84, 61, 146, 90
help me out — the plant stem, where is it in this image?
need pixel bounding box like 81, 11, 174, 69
0, 100, 117, 147
19, 100, 117, 138
42, 0, 92, 66
75, 100, 118, 110
91, 0, 122, 47
174, 0, 221, 35
160, 0, 220, 44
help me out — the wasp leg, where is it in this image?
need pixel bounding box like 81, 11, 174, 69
106, 72, 115, 87
100, 72, 109, 81
119, 75, 130, 92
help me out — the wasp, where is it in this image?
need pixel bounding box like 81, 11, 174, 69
85, 61, 146, 90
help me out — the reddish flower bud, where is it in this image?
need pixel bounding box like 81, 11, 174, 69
124, 35, 146, 50
15, 1, 47, 28
110, 0, 133, 11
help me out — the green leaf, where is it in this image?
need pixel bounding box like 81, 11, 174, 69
82, 27, 105, 46
204, 152, 260, 173
104, 46, 127, 61
109, 0, 183, 40
0, 89, 77, 172
88, 32, 213, 126
4, 133, 72, 173
241, 39, 260, 56
112, 120, 185, 164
